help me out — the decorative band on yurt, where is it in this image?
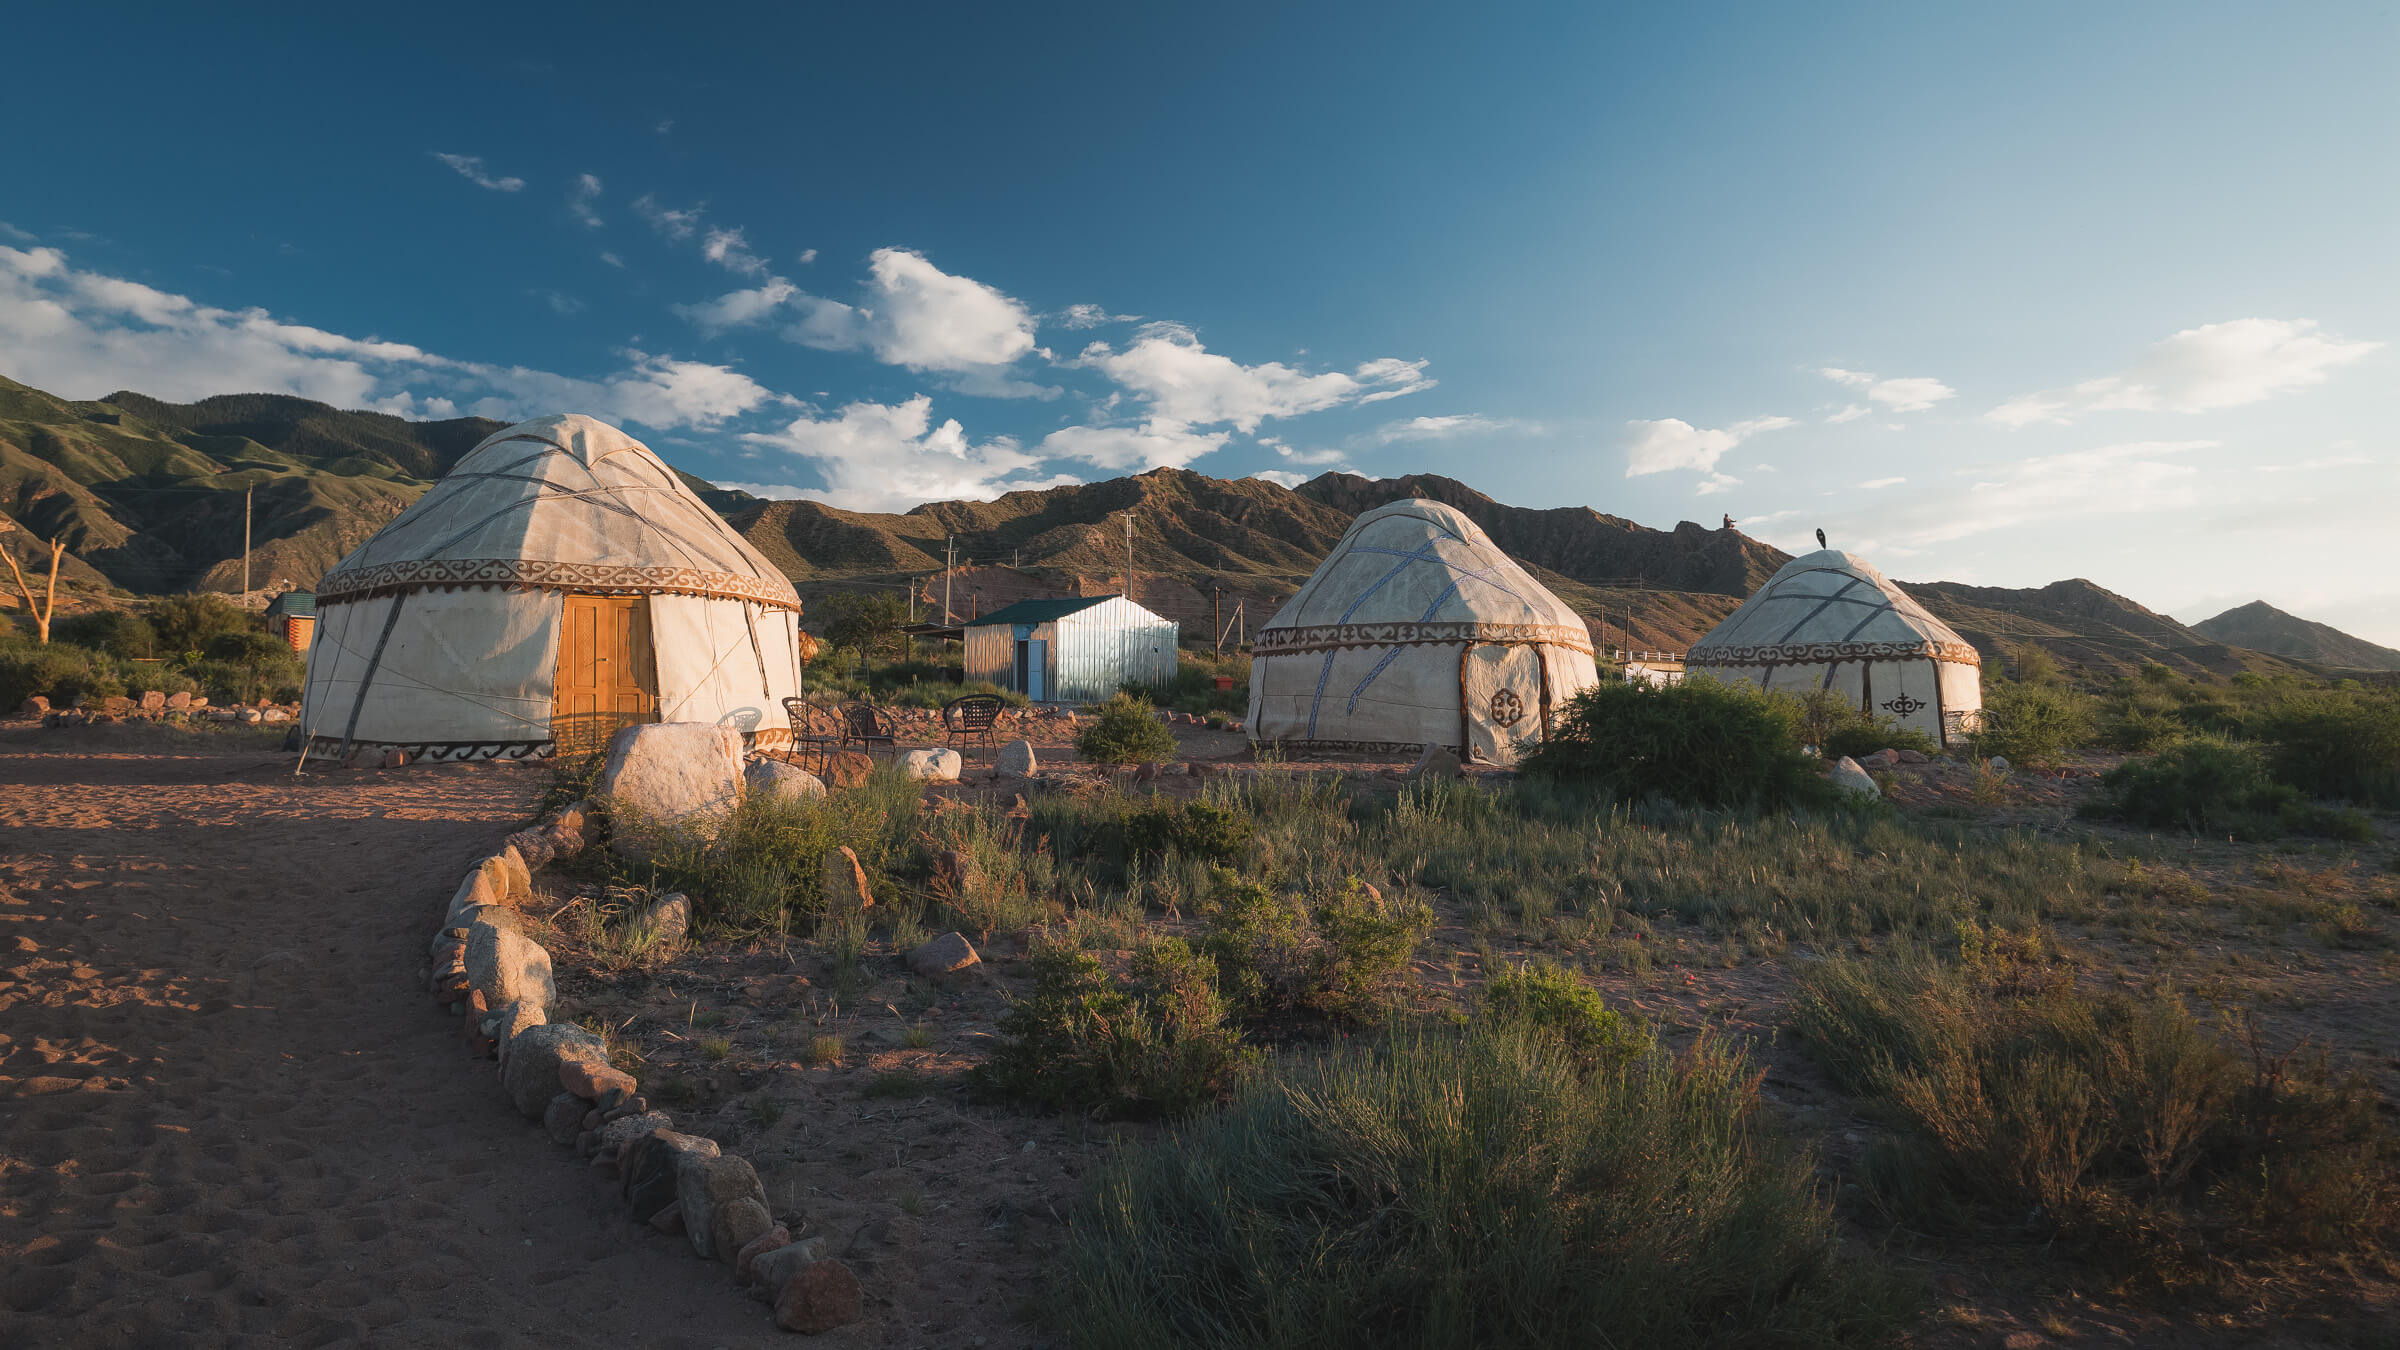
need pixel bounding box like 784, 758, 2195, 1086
315, 558, 805, 611
1685, 638, 1982, 666
1255, 621, 1595, 657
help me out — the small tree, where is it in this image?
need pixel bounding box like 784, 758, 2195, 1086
819, 591, 910, 663
0, 525, 66, 644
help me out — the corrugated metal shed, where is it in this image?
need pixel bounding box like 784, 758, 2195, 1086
964, 594, 1177, 703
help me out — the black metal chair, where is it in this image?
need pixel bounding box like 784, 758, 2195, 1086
941, 694, 1005, 761
839, 700, 899, 761
781, 697, 845, 776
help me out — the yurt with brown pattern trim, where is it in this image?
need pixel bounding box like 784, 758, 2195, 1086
1246, 499, 1600, 765
299, 414, 805, 762
1685, 549, 1982, 747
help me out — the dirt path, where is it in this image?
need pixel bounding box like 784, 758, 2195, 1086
0, 735, 779, 1349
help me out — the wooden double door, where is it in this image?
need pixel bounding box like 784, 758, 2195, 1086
552, 595, 659, 756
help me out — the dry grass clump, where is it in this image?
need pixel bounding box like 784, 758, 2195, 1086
1791, 926, 2399, 1293
1064, 1024, 1910, 1349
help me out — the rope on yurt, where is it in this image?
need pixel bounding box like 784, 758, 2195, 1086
337, 594, 411, 763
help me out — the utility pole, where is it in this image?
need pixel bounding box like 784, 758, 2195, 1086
242, 484, 253, 598
943, 535, 956, 625
1211, 585, 1222, 653
1120, 511, 1134, 601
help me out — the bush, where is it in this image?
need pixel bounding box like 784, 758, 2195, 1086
623, 769, 921, 936
1125, 649, 1251, 717
0, 638, 113, 707
148, 593, 250, 654
2259, 694, 2400, 808
1124, 799, 1250, 864
2081, 740, 2373, 842
1790, 687, 1939, 760
1970, 679, 2092, 768
1077, 691, 1178, 764
1482, 959, 1650, 1063
1203, 877, 1432, 1026
973, 938, 1252, 1119
1522, 677, 1815, 809
1063, 1024, 1910, 1349
1791, 935, 2397, 1286
54, 609, 158, 659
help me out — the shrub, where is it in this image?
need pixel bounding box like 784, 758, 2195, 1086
1124, 798, 1250, 864
973, 938, 1251, 1119
1203, 877, 1433, 1026
2081, 740, 2373, 842
147, 593, 249, 654
1791, 936, 2398, 1286
1970, 679, 2092, 768
624, 769, 921, 936
1790, 687, 1939, 760
1063, 1025, 1910, 1349
1124, 649, 1251, 717
1522, 677, 1814, 809
1077, 691, 1178, 764
0, 638, 112, 707
54, 609, 157, 659
1482, 959, 1650, 1063
2259, 694, 2400, 808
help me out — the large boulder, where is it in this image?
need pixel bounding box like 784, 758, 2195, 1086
20, 696, 49, 719
745, 757, 827, 805
909, 931, 980, 979
748, 1237, 830, 1297
599, 724, 745, 859
1409, 744, 1462, 781
465, 910, 556, 1016
774, 1258, 864, 1334
500, 1022, 608, 1119
820, 750, 875, 789
995, 738, 1038, 778
898, 747, 961, 782
680, 1152, 775, 1263
1829, 756, 1883, 801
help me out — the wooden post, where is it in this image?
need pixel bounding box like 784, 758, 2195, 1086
242, 484, 253, 598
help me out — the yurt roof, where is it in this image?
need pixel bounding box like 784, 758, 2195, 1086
1687, 549, 1978, 666
316, 415, 799, 611
1256, 499, 1591, 657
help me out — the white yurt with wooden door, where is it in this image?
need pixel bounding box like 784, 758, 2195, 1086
300, 414, 805, 761
1684, 549, 1981, 746
1247, 499, 1601, 764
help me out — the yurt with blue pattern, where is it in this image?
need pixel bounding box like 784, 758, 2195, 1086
1246, 499, 1600, 764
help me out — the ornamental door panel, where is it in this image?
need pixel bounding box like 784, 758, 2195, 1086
1462, 642, 1545, 766
553, 595, 658, 756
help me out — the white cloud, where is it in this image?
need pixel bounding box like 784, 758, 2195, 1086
1622, 415, 1794, 477
1858, 476, 1906, 489
0, 243, 772, 433
530, 289, 585, 316
764, 248, 1049, 395
674, 279, 799, 334
568, 174, 604, 228
1989, 319, 2380, 427
1038, 420, 1228, 471
796, 248, 818, 265
1057, 303, 1139, 329
599, 251, 625, 269
0, 222, 35, 243
431, 152, 524, 193
1250, 469, 1308, 488
633, 194, 704, 241
739, 395, 1071, 512
1827, 404, 1869, 424
701, 226, 768, 276
1365, 413, 1536, 446
2255, 454, 2377, 473
1075, 322, 1431, 432
1821, 367, 1954, 413
1765, 441, 2214, 555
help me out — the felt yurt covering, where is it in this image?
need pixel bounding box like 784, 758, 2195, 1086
1685, 549, 1981, 747
300, 414, 805, 761
1247, 499, 1600, 765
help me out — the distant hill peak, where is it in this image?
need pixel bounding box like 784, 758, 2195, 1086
2192, 601, 2400, 672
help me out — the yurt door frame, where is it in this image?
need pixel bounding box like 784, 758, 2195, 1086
554, 594, 659, 755
1459, 641, 1551, 765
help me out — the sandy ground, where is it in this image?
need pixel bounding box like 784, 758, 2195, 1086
0, 730, 786, 1349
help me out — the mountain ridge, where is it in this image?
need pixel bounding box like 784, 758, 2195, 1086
2192, 600, 2400, 672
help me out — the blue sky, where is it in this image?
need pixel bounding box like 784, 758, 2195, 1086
4, 3, 2397, 640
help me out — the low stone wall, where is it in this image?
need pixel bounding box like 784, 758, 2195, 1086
421, 798, 863, 1335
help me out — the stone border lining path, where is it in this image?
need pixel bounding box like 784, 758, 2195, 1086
424, 798, 865, 1336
